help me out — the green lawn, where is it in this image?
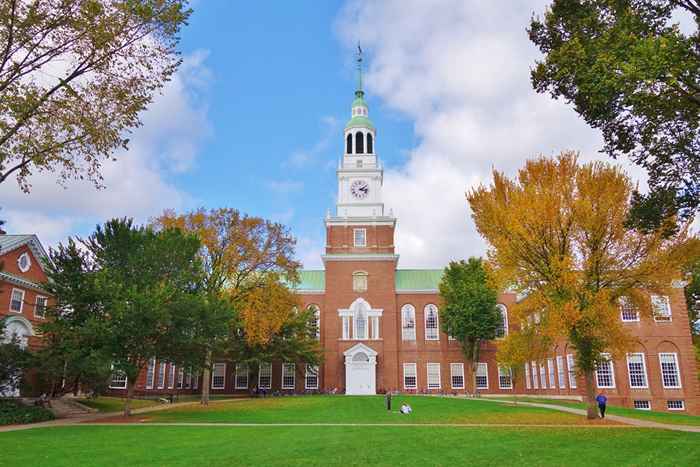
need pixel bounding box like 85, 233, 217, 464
1, 425, 698, 466
143, 395, 602, 425
77, 397, 161, 413
494, 396, 700, 426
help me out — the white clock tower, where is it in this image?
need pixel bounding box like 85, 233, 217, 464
335, 50, 387, 219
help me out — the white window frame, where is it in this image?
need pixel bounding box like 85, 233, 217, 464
258, 362, 272, 389
476, 362, 489, 390
547, 358, 556, 389
524, 363, 531, 389
157, 361, 166, 389
353, 228, 367, 247
403, 363, 417, 389
211, 363, 226, 390
595, 354, 616, 389
627, 353, 648, 389
658, 352, 682, 389
424, 304, 439, 341
9, 288, 24, 313
352, 271, 368, 292
498, 366, 513, 390
185, 368, 192, 388
193, 371, 199, 390
168, 364, 176, 389
145, 357, 156, 389
108, 367, 128, 389
342, 316, 350, 340
651, 295, 672, 322
450, 363, 464, 389
177, 367, 184, 389
401, 304, 416, 341
370, 316, 379, 339
354, 310, 368, 340
17, 252, 31, 272
282, 363, 295, 390
667, 400, 685, 411
619, 297, 640, 322
305, 365, 319, 390
427, 363, 441, 389
531, 361, 539, 389
495, 304, 508, 338
556, 356, 566, 389
633, 400, 651, 411
539, 362, 547, 389
34, 296, 48, 319
567, 354, 577, 389
235, 363, 249, 389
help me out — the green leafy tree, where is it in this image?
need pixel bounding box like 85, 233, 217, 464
0, 318, 34, 395
529, 0, 700, 224
0, 0, 191, 191
438, 258, 501, 394
43, 218, 213, 416
685, 259, 700, 339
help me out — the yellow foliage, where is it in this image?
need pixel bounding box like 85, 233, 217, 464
469, 152, 698, 368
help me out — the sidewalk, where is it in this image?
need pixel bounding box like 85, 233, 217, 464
0, 397, 244, 433
472, 397, 700, 433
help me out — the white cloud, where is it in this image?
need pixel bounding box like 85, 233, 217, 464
335, 0, 648, 268
0, 50, 212, 246
284, 116, 339, 169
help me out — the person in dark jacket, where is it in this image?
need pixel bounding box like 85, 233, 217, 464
596, 392, 608, 418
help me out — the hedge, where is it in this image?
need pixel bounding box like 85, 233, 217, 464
0, 399, 55, 426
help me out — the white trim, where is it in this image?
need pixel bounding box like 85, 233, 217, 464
495, 304, 508, 338
34, 295, 48, 319
547, 358, 557, 389
556, 355, 566, 389
295, 290, 325, 295
211, 363, 226, 390
633, 400, 651, 410
595, 353, 616, 389
476, 362, 489, 390
258, 362, 272, 389
667, 400, 685, 411
282, 363, 296, 390
322, 254, 399, 263
626, 353, 648, 389
401, 304, 416, 341
566, 354, 577, 389
651, 295, 672, 322
658, 352, 682, 389
145, 357, 156, 389
168, 364, 176, 389
9, 288, 24, 313
426, 362, 441, 389
396, 289, 439, 294
305, 364, 319, 390
235, 363, 249, 389
17, 252, 31, 272
450, 363, 465, 389
325, 217, 396, 227
403, 363, 417, 389
157, 361, 166, 389
353, 228, 367, 247
108, 368, 128, 390
498, 366, 513, 390
424, 304, 439, 341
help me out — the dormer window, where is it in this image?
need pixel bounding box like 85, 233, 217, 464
17, 252, 31, 272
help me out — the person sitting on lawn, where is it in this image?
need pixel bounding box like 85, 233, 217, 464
400, 403, 412, 414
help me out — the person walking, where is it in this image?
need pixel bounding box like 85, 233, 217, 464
595, 392, 607, 418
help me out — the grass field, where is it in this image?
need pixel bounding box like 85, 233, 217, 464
142, 395, 605, 425
77, 395, 236, 413
493, 396, 700, 426
2, 395, 698, 466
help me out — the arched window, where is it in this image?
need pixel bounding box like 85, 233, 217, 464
424, 304, 439, 340
355, 131, 364, 154
307, 304, 320, 339
346, 133, 352, 154
401, 304, 416, 341
355, 309, 368, 340
367, 133, 373, 153
495, 304, 508, 338
353, 352, 369, 362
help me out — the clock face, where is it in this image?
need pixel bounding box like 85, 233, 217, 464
350, 179, 370, 199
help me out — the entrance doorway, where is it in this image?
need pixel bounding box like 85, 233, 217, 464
344, 343, 377, 395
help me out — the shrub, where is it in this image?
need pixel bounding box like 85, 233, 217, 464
0, 399, 55, 426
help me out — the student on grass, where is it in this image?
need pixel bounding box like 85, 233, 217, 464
400, 403, 412, 414
596, 392, 607, 418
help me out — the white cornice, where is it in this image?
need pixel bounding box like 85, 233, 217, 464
325, 216, 396, 227
295, 290, 325, 295
322, 253, 399, 263
396, 289, 439, 295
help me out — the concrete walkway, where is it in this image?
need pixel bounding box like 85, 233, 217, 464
471, 397, 700, 433
0, 397, 245, 433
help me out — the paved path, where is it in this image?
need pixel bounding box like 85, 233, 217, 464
470, 397, 700, 433
77, 422, 631, 428
0, 398, 245, 433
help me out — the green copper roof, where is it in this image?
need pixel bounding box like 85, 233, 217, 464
345, 115, 375, 130
293, 270, 326, 291
352, 95, 368, 108
288, 269, 444, 292
395, 269, 444, 291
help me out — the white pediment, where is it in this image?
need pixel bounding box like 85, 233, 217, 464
343, 342, 378, 358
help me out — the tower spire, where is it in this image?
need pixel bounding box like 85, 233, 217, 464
356, 42, 364, 97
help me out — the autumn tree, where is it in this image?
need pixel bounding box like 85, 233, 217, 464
43, 218, 212, 416
468, 152, 695, 418
0, 0, 191, 191
439, 258, 501, 394
155, 208, 301, 404
529, 1, 700, 225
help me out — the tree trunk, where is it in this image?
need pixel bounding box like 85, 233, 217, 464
200, 350, 211, 406
124, 379, 136, 417
472, 339, 480, 397
583, 369, 598, 420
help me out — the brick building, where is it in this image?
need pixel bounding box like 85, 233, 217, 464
109, 66, 698, 414
0, 234, 52, 396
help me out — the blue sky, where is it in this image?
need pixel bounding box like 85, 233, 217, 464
6, 1, 692, 268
